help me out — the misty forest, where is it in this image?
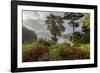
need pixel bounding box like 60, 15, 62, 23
22, 11, 90, 62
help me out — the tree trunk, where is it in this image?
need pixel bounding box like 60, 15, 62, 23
73, 23, 75, 34
72, 23, 75, 46
52, 35, 58, 42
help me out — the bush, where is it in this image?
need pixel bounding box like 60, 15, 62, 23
32, 39, 50, 47
81, 32, 90, 43
79, 50, 90, 59
22, 39, 48, 50
59, 47, 79, 60
79, 44, 90, 52
22, 46, 50, 62
58, 44, 90, 60
31, 39, 56, 47
69, 32, 82, 44
69, 31, 90, 44
49, 44, 71, 60
47, 40, 56, 46
60, 47, 90, 60
22, 42, 34, 51
78, 44, 90, 59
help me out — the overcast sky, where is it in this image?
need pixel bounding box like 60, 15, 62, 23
22, 10, 82, 40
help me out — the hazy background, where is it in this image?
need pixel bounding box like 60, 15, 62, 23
23, 10, 82, 43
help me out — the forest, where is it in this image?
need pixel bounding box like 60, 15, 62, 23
22, 12, 90, 62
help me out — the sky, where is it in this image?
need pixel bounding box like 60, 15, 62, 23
22, 10, 82, 41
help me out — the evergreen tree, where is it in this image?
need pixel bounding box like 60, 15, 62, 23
63, 12, 84, 33
45, 13, 65, 42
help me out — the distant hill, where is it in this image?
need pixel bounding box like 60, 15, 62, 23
22, 26, 37, 43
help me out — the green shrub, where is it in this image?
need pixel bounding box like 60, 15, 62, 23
49, 44, 70, 60
79, 44, 90, 52
32, 39, 50, 47
22, 39, 52, 50
69, 32, 82, 44
22, 42, 34, 51
47, 40, 56, 46
78, 44, 90, 59
69, 31, 90, 44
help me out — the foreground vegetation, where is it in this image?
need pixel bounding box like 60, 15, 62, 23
22, 39, 90, 62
